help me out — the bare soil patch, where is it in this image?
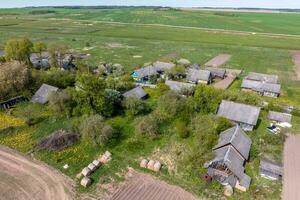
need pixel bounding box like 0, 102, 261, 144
106, 169, 199, 200
0, 145, 74, 200
205, 54, 232, 67
283, 134, 300, 200
291, 51, 300, 80
213, 69, 242, 89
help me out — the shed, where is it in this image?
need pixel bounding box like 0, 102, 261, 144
31, 84, 59, 104
217, 100, 261, 131
165, 80, 195, 92
268, 111, 292, 123
205, 67, 226, 79
0, 96, 27, 110
153, 61, 175, 72
241, 79, 280, 97
259, 159, 283, 180
213, 125, 252, 160
245, 72, 278, 84
186, 68, 212, 84
123, 87, 148, 100
131, 65, 158, 81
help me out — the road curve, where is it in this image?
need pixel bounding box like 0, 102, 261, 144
0, 145, 75, 200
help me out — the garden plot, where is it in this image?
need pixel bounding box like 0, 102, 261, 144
107, 169, 199, 200
205, 54, 232, 67
291, 51, 300, 80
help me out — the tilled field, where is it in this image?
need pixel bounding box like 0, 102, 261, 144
107, 169, 199, 200
0, 145, 74, 200
283, 135, 300, 200
204, 54, 231, 67
291, 51, 300, 80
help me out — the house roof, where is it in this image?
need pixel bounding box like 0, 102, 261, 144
241, 79, 281, 94
268, 111, 292, 123
153, 61, 175, 72
217, 100, 261, 126
165, 80, 195, 92
186, 68, 211, 82
31, 84, 59, 104
213, 126, 252, 160
123, 87, 148, 99
213, 146, 246, 180
260, 159, 283, 176
205, 67, 226, 78
245, 72, 279, 84
133, 66, 158, 79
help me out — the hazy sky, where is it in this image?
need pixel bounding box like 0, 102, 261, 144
0, 0, 300, 9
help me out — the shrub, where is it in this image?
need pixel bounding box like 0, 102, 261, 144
123, 97, 150, 116
175, 120, 189, 138
79, 115, 114, 146
136, 114, 160, 138
48, 90, 74, 117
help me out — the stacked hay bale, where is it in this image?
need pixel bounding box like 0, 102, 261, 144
140, 159, 148, 168
81, 167, 92, 177
153, 161, 161, 172
81, 177, 92, 187
140, 159, 162, 172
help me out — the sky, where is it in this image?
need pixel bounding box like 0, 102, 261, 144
0, 0, 300, 9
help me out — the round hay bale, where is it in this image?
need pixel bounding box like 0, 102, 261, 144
147, 160, 155, 170
140, 159, 148, 168
153, 161, 161, 172
92, 160, 101, 167
81, 177, 92, 187
99, 151, 112, 163
87, 163, 97, 172
224, 185, 233, 197
81, 167, 91, 177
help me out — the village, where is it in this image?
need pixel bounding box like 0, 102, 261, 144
1, 5, 300, 200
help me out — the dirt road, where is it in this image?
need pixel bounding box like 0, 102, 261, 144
106, 169, 199, 200
283, 134, 300, 200
291, 51, 300, 80
0, 145, 74, 200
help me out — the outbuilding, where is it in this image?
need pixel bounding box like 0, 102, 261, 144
123, 87, 148, 100
186, 68, 212, 85
31, 84, 59, 104
217, 100, 261, 131
259, 159, 283, 181
268, 111, 292, 124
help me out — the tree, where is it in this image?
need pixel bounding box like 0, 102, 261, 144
33, 42, 47, 57
48, 44, 68, 67
4, 38, 33, 64
123, 97, 150, 116
103, 89, 122, 117
0, 61, 29, 100
136, 114, 160, 138
48, 90, 74, 117
79, 115, 114, 146
165, 65, 186, 80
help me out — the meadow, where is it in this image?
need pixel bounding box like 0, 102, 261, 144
1, 7, 300, 199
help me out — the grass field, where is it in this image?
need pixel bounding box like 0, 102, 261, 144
0, 7, 300, 200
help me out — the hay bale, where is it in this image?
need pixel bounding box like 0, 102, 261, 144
87, 163, 97, 172
81, 167, 92, 177
99, 151, 112, 163
147, 160, 155, 170
92, 160, 101, 167
140, 159, 148, 168
81, 177, 92, 187
153, 161, 161, 172
37, 129, 79, 151
224, 185, 233, 197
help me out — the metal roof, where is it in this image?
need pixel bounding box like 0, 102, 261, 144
123, 87, 148, 99
31, 84, 59, 104
165, 80, 195, 92
213, 126, 252, 160
153, 61, 175, 72
246, 72, 279, 84
268, 111, 292, 123
260, 159, 283, 176
205, 67, 226, 78
217, 100, 261, 126
186, 68, 211, 82
133, 66, 158, 79
241, 79, 281, 94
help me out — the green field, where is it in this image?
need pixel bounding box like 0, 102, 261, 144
1, 7, 300, 200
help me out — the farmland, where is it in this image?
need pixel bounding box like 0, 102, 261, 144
0, 7, 300, 200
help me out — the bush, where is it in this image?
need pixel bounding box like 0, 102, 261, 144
123, 97, 150, 116
135, 114, 160, 138
79, 115, 114, 146
48, 90, 74, 117
175, 120, 189, 138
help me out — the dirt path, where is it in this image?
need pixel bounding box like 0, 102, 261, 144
205, 54, 232, 67
0, 145, 75, 200
213, 69, 242, 89
106, 169, 199, 200
283, 134, 300, 200
291, 51, 300, 80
